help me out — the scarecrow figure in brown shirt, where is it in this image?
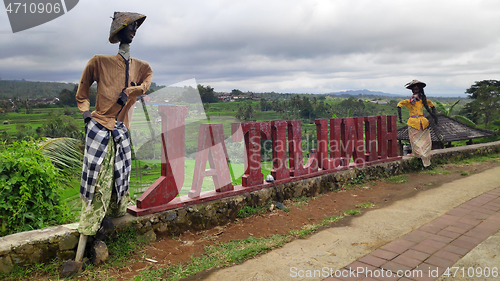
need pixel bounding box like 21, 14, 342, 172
62, 12, 152, 276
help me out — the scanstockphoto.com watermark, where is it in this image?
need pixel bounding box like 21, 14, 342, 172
289, 266, 437, 279
4, 0, 79, 33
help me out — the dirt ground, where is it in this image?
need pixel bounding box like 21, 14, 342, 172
83, 159, 500, 280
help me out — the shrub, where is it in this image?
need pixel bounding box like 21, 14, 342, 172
0, 140, 74, 236
15, 124, 37, 141
38, 112, 84, 140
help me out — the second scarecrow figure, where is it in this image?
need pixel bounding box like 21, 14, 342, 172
74, 11, 152, 265
397, 80, 437, 167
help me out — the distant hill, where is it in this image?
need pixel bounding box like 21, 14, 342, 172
326, 89, 463, 99
0, 80, 166, 100
0, 80, 76, 99
326, 89, 403, 97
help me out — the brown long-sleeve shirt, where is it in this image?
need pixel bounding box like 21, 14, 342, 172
76, 54, 153, 130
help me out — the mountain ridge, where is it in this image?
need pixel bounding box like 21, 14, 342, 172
326, 89, 403, 97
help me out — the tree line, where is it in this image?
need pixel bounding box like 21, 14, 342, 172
0, 80, 75, 99
237, 95, 380, 122
459, 80, 500, 129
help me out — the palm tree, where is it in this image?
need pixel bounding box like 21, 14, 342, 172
38, 137, 83, 181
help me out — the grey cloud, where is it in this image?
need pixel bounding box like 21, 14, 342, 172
1, 0, 500, 95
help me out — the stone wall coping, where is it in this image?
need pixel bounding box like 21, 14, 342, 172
0, 224, 78, 256
430, 140, 500, 154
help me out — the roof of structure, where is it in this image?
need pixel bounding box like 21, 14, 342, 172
397, 115, 495, 142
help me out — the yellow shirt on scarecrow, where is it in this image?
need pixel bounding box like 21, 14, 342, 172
397, 99, 435, 130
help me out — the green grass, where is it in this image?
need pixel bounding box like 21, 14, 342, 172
0, 259, 63, 281
384, 175, 408, 184
321, 215, 343, 226
451, 152, 500, 164
343, 209, 361, 216
156, 235, 289, 281
458, 170, 469, 176
292, 196, 310, 207
238, 205, 266, 218
356, 202, 376, 209
421, 167, 451, 175
105, 227, 150, 267
289, 224, 320, 239
59, 178, 81, 214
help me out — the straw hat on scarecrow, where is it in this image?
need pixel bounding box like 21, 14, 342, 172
108, 12, 146, 44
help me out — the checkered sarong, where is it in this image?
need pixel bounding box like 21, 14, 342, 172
80, 119, 132, 205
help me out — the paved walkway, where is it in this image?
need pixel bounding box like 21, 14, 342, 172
324, 188, 500, 281
205, 165, 500, 281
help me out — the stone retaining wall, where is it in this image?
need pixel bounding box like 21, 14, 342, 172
1, 141, 499, 273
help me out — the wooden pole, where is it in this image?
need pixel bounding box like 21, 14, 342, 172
75, 234, 88, 262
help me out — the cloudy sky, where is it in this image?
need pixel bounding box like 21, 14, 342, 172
1, 0, 500, 96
